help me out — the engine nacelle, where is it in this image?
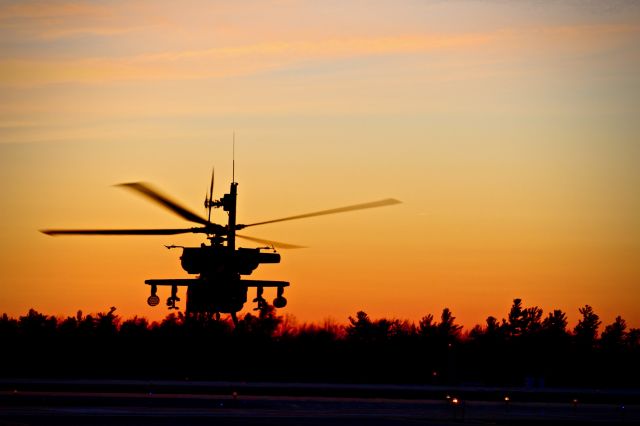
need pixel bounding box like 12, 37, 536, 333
180, 246, 281, 276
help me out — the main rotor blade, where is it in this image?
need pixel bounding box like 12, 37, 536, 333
240, 198, 401, 228
207, 168, 214, 223
116, 182, 208, 225
236, 234, 306, 249
41, 228, 200, 236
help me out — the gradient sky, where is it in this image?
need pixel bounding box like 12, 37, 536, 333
1, 0, 639, 329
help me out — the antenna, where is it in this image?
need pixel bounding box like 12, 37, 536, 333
232, 131, 235, 183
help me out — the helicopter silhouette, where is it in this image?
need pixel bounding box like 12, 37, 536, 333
41, 170, 400, 325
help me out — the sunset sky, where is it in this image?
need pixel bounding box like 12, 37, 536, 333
1, 1, 639, 329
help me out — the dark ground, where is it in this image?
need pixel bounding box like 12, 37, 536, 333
1, 379, 638, 425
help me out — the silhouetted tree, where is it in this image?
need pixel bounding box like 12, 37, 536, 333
522, 306, 543, 335
574, 305, 601, 348
536, 309, 572, 384
418, 314, 437, 339
2, 302, 638, 386
467, 316, 508, 348
150, 312, 185, 348
507, 298, 525, 337
601, 316, 627, 350
438, 308, 462, 343
322, 318, 345, 339
0, 313, 19, 374
388, 319, 414, 341
506, 299, 542, 338
275, 314, 297, 338
18, 309, 57, 338
539, 309, 570, 354
296, 318, 343, 343
346, 311, 374, 342
542, 310, 568, 335
57, 315, 81, 345
0, 313, 18, 337
120, 316, 149, 338
368, 318, 409, 342
485, 316, 503, 336
95, 306, 119, 338
76, 311, 98, 339
626, 328, 640, 349
236, 305, 282, 338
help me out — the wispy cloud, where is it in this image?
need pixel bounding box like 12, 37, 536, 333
0, 32, 493, 87
0, 1, 165, 40
0, 1, 109, 20
1, 24, 637, 88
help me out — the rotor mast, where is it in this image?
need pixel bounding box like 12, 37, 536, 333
227, 133, 237, 251
226, 182, 237, 251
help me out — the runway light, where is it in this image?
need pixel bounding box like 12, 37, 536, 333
504, 396, 510, 402
451, 398, 459, 405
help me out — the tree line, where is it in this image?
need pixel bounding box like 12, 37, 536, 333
1, 299, 638, 387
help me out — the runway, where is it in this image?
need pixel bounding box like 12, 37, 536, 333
1, 380, 638, 425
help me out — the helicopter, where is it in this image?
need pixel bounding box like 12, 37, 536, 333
41, 170, 401, 325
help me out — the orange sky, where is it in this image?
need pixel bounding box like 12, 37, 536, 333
1, 1, 639, 330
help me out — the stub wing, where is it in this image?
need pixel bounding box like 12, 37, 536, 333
145, 279, 289, 287
145, 279, 198, 286
242, 279, 290, 288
